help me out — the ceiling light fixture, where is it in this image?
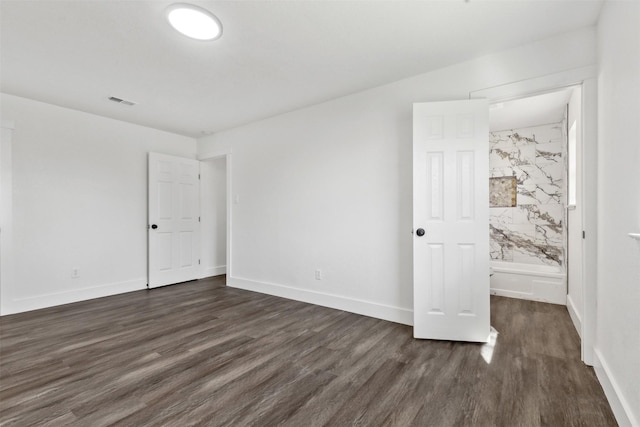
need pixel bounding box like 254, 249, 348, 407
165, 3, 222, 41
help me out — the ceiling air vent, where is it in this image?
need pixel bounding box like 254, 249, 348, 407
108, 96, 136, 106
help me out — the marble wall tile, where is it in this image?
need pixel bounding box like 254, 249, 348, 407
492, 223, 537, 244
507, 131, 537, 147
536, 142, 563, 166
517, 184, 538, 205
512, 204, 538, 224
489, 121, 566, 268
535, 204, 563, 226
536, 182, 563, 204
517, 146, 537, 166
513, 244, 562, 266
517, 163, 563, 186
490, 168, 516, 178
490, 239, 513, 261
489, 147, 516, 168
489, 145, 536, 168
517, 166, 548, 187
536, 224, 563, 246
490, 207, 513, 224
489, 132, 513, 149
538, 162, 564, 184
514, 124, 562, 145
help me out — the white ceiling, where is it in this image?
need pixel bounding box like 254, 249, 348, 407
490, 87, 576, 132
0, 0, 603, 137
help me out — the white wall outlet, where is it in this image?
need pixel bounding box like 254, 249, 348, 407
71, 268, 80, 279
315, 269, 322, 280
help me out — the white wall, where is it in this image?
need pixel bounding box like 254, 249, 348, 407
0, 93, 196, 315
198, 28, 597, 325
200, 157, 227, 278
1, 121, 15, 315
595, 1, 640, 426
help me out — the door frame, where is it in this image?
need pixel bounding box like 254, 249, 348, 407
198, 150, 233, 281
470, 65, 598, 365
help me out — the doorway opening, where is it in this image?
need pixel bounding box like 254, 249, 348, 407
200, 155, 228, 280
487, 85, 586, 341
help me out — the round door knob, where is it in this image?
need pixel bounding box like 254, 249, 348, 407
416, 228, 425, 237
151, 224, 158, 229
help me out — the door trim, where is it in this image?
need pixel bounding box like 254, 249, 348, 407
470, 66, 598, 365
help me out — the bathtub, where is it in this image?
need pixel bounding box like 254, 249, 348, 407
490, 261, 566, 305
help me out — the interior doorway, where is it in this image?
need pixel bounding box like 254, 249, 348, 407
488, 87, 578, 305
200, 155, 228, 279
484, 83, 592, 363
471, 69, 598, 365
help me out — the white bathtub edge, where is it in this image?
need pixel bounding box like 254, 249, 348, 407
490, 262, 565, 279
490, 261, 567, 305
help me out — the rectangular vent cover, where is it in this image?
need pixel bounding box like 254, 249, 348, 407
108, 96, 136, 106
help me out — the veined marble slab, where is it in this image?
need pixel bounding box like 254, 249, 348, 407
489, 121, 566, 268
489, 145, 536, 168
535, 204, 563, 226
536, 225, 563, 246
490, 239, 513, 261
517, 184, 538, 205
536, 182, 563, 204
517, 163, 563, 186
512, 244, 562, 266
536, 142, 563, 166
490, 207, 513, 224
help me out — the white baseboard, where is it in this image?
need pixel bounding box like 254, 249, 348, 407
594, 349, 638, 427
227, 276, 413, 326
199, 265, 226, 279
1, 278, 147, 316
566, 294, 582, 338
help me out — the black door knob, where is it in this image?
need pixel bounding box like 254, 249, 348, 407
416, 228, 425, 237
151, 224, 158, 229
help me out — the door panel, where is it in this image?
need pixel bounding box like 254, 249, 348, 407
413, 100, 490, 342
148, 152, 200, 288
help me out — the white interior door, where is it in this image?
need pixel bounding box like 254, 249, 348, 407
148, 152, 200, 288
413, 99, 490, 342
567, 90, 584, 341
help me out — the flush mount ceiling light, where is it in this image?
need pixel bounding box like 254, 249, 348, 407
165, 3, 222, 41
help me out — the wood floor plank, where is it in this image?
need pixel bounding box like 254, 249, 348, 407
0, 276, 617, 426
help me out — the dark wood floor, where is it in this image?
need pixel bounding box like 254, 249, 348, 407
0, 276, 616, 426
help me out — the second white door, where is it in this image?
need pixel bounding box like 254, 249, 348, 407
148, 152, 200, 288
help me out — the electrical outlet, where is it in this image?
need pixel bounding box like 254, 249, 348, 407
315, 269, 322, 280
72, 268, 80, 279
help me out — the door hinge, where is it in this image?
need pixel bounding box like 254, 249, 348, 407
198, 216, 201, 222
583, 230, 586, 239
198, 174, 201, 179
198, 259, 201, 265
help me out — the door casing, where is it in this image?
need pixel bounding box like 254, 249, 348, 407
470, 66, 598, 365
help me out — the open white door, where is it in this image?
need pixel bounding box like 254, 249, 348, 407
148, 152, 200, 289
413, 99, 490, 342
